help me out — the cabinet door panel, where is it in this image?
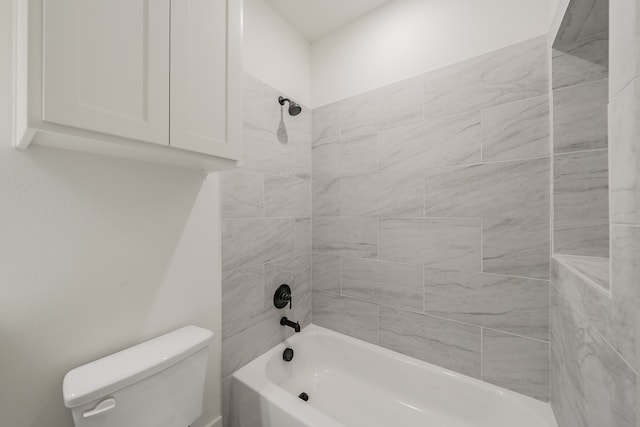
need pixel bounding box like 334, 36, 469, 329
170, 0, 241, 159
42, 0, 169, 144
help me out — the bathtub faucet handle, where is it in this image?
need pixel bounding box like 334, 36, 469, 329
274, 284, 293, 309
280, 317, 301, 333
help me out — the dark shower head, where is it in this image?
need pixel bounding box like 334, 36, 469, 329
278, 96, 302, 116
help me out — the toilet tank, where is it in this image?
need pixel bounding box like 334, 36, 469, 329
63, 326, 214, 427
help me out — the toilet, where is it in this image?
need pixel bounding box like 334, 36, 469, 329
63, 326, 214, 427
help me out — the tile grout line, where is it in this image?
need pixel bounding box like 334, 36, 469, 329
480, 327, 484, 381
376, 304, 380, 345
553, 147, 609, 157
480, 217, 484, 273
480, 108, 484, 164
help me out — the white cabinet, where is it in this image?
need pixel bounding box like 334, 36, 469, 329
14, 0, 242, 172
170, 0, 242, 159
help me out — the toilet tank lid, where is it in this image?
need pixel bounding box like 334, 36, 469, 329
63, 326, 213, 408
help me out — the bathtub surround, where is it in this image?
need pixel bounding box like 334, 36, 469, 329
311, 36, 552, 401
220, 73, 312, 412
226, 2, 640, 423
549, 0, 638, 425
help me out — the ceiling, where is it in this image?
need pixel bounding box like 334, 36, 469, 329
264, 0, 395, 42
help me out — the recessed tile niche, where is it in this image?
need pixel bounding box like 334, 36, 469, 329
551, 0, 610, 290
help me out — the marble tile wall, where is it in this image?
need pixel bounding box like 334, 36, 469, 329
550, 0, 639, 425
550, 251, 637, 427
311, 36, 552, 401
221, 74, 312, 413
552, 31, 610, 257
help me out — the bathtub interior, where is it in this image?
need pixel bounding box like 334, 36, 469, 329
232, 325, 557, 427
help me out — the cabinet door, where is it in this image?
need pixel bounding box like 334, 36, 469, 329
42, 0, 169, 145
170, 0, 242, 159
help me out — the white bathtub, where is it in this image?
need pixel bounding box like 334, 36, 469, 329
229, 325, 557, 427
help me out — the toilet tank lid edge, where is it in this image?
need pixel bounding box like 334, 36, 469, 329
63, 325, 214, 408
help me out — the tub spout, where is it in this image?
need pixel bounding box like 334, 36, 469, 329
280, 317, 301, 332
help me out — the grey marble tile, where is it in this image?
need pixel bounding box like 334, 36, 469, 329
378, 111, 481, 174
312, 102, 340, 145
222, 264, 265, 338
312, 177, 341, 216
265, 254, 312, 328
312, 290, 378, 344
424, 269, 549, 340
242, 73, 268, 128
550, 257, 600, 323
378, 306, 482, 378
312, 216, 377, 258
263, 85, 294, 136
610, 78, 640, 225
555, 129, 609, 155
293, 126, 312, 180
423, 37, 548, 119
581, 282, 612, 345
222, 375, 232, 427
554, 150, 609, 220
554, 258, 618, 353
555, 253, 609, 288
483, 218, 550, 279
553, 79, 608, 153
610, 224, 639, 371
376, 76, 424, 130
222, 218, 295, 271
241, 124, 295, 176
340, 90, 378, 139
222, 266, 309, 377
551, 230, 638, 424
379, 218, 481, 271
550, 285, 587, 427
583, 327, 636, 427
242, 73, 265, 129
341, 172, 424, 218
294, 218, 311, 256
554, 0, 609, 45
551, 348, 584, 427
609, 0, 639, 97
312, 254, 341, 293
220, 168, 264, 218
552, 32, 609, 90
482, 330, 550, 401
222, 310, 288, 377
264, 175, 311, 218
481, 96, 550, 162
553, 254, 610, 291
424, 158, 550, 219
553, 218, 610, 257
312, 134, 377, 179
550, 349, 569, 427
342, 258, 423, 311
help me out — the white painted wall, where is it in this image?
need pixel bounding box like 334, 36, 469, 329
0, 1, 222, 426
243, 0, 312, 107
311, 0, 552, 107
